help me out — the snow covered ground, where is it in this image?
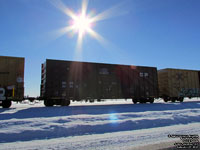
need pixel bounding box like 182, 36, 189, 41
0, 98, 200, 150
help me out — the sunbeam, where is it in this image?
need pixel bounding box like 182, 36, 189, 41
90, 1, 129, 23
87, 28, 107, 46
51, 0, 130, 56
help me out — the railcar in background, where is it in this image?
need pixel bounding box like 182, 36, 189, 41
0, 56, 24, 108
158, 68, 200, 102
40, 59, 159, 106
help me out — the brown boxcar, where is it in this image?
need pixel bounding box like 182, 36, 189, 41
0, 56, 25, 108
158, 68, 200, 102
41, 59, 158, 106
199, 71, 200, 86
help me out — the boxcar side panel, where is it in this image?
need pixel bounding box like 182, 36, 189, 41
0, 56, 24, 100
96, 64, 120, 99
80, 62, 97, 99
199, 71, 200, 88
136, 66, 158, 98
158, 68, 200, 98
41, 59, 159, 102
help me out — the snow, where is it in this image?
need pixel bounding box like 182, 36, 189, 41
0, 99, 200, 150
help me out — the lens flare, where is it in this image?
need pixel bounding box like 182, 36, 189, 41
51, 0, 129, 55
109, 113, 119, 123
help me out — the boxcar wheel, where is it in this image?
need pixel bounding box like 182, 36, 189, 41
2, 100, 12, 108
61, 100, 70, 106
163, 96, 169, 102
132, 99, 137, 104
149, 98, 154, 103
89, 100, 94, 103
140, 98, 147, 104
171, 98, 176, 102
163, 98, 168, 102
178, 97, 184, 102
44, 100, 54, 107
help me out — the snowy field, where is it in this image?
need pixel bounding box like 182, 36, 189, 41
0, 98, 200, 150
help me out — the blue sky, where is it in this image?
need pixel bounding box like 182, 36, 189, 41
0, 0, 200, 96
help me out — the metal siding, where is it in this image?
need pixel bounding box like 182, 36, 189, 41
158, 70, 169, 97
158, 68, 200, 97
81, 62, 97, 99
42, 59, 158, 100
136, 66, 158, 98
199, 71, 200, 87
118, 65, 130, 98
129, 66, 137, 97
97, 63, 120, 99
0, 56, 24, 100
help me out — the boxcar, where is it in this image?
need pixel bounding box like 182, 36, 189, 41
0, 56, 24, 108
158, 68, 200, 102
41, 59, 158, 106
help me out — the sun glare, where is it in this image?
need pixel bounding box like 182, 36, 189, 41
51, 0, 126, 52
72, 14, 92, 35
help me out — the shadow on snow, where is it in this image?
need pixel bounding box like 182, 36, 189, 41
0, 101, 200, 143
0, 101, 200, 120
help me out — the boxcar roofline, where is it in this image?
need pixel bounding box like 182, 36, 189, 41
45, 59, 157, 69
0, 55, 25, 59
159, 68, 199, 72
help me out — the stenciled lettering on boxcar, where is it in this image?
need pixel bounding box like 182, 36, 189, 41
178, 88, 200, 97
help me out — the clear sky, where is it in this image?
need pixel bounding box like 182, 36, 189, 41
0, 0, 200, 96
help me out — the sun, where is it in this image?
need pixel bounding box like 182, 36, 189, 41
72, 14, 92, 36
51, 0, 120, 51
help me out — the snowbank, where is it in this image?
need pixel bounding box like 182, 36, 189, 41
0, 99, 200, 149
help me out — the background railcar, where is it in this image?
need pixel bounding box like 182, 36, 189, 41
0, 56, 24, 108
158, 68, 200, 102
40, 59, 158, 106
